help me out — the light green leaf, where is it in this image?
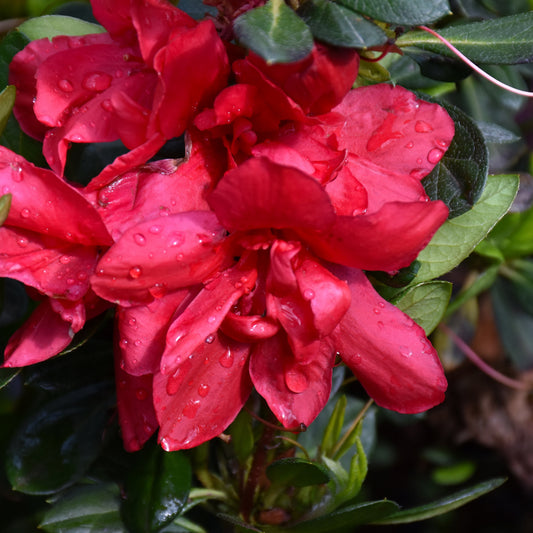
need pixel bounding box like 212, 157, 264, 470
0, 85, 16, 137
412, 174, 519, 283
373, 478, 505, 524
338, 0, 451, 25
0, 193, 11, 226
396, 13, 533, 64
233, 0, 313, 63
393, 281, 452, 334
266, 458, 331, 487
18, 15, 105, 41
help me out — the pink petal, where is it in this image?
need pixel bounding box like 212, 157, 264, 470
153, 332, 253, 450
115, 366, 158, 452
324, 165, 368, 216
161, 255, 258, 374
208, 157, 335, 232
330, 267, 447, 413
249, 333, 335, 428
0, 147, 112, 246
91, 211, 227, 306
91, 0, 136, 37
327, 84, 455, 179
3, 299, 74, 367
301, 200, 449, 272
117, 288, 198, 376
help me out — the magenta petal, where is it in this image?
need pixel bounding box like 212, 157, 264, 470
153, 333, 253, 450
302, 200, 449, 271
330, 268, 447, 413
91, 211, 227, 306
249, 334, 334, 429
3, 299, 74, 367
115, 366, 158, 452
208, 157, 335, 232
117, 288, 198, 376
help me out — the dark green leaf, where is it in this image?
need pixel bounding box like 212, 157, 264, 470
373, 478, 505, 524
122, 444, 191, 533
266, 458, 331, 487
18, 15, 105, 41
228, 410, 254, 463
40, 483, 125, 533
412, 174, 519, 283
298, 0, 387, 49
396, 13, 533, 64
0, 114, 47, 167
423, 103, 488, 218
0, 366, 19, 389
282, 500, 400, 532
0, 30, 30, 90
6, 383, 114, 494
0, 85, 16, 137
476, 121, 521, 144
233, 0, 313, 63
338, 0, 450, 25
0, 193, 11, 226
393, 281, 452, 334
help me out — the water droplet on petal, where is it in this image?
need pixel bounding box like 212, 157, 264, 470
219, 349, 234, 368
128, 317, 137, 327
149, 283, 167, 298
82, 71, 112, 91
427, 147, 444, 164
285, 368, 309, 393
377, 321, 384, 329
10, 164, 23, 182
303, 288, 315, 301
436, 138, 450, 148
101, 98, 113, 111
133, 233, 146, 246
129, 266, 142, 279
415, 120, 433, 133
58, 79, 73, 92
20, 208, 30, 218
183, 400, 200, 418
167, 367, 186, 395
405, 141, 414, 149
205, 334, 215, 344
135, 388, 147, 401
399, 345, 413, 358
373, 307, 381, 315
149, 224, 162, 234
160, 437, 171, 451
169, 232, 184, 247
59, 255, 71, 264
207, 315, 217, 324
17, 237, 28, 248
198, 383, 210, 397
409, 168, 427, 179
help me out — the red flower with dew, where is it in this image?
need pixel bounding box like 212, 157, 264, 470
9, 0, 229, 184
90, 81, 454, 450
0, 147, 112, 367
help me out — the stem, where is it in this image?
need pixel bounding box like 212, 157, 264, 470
418, 25, 533, 98
439, 323, 531, 391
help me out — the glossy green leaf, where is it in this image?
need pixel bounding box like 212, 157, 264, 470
339, 0, 450, 25
0, 29, 30, 90
233, 0, 313, 63
432, 460, 476, 485
0, 193, 11, 226
122, 445, 192, 533
393, 281, 452, 335
6, 383, 114, 495
266, 458, 331, 487
18, 15, 105, 41
0, 85, 15, 137
396, 13, 533, 64
298, 0, 387, 49
412, 174, 519, 283
423, 103, 488, 218
40, 483, 125, 533
484, 207, 533, 259
320, 395, 347, 457
229, 410, 255, 463
281, 500, 400, 533
373, 478, 505, 524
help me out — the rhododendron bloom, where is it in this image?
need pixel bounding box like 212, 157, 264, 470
0, 147, 112, 366
9, 0, 229, 182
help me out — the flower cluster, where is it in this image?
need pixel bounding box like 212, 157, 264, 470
1, 0, 454, 451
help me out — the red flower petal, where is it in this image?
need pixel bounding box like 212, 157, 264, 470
153, 332, 253, 450
208, 157, 335, 232
330, 268, 447, 413
249, 333, 335, 428
91, 211, 227, 306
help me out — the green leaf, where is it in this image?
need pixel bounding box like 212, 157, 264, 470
266, 458, 331, 488
476, 121, 521, 144
298, 0, 387, 49
233, 0, 313, 63
412, 174, 519, 284
40, 483, 126, 533
18, 15, 105, 41
432, 460, 476, 485
338, 0, 451, 25
0, 29, 30, 90
228, 410, 254, 463
6, 383, 114, 495
396, 13, 533, 64
393, 281, 452, 334
423, 103, 488, 218
122, 445, 192, 533
0, 85, 16, 137
320, 395, 347, 457
0, 193, 11, 226
0, 366, 19, 389
485, 207, 533, 259
281, 500, 400, 533
373, 477, 506, 524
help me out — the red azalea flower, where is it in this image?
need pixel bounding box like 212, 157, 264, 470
0, 147, 112, 366
9, 0, 229, 182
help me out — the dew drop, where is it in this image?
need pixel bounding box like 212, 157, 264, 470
59, 255, 71, 264
169, 232, 184, 247
373, 307, 381, 315
66, 278, 75, 286
166, 367, 185, 395
82, 71, 112, 91
405, 141, 414, 149
129, 266, 142, 279
11, 165, 23, 182
399, 345, 413, 358
205, 334, 215, 344
303, 288, 315, 301
58, 79, 73, 92
182, 400, 200, 418
17, 237, 28, 248
409, 168, 427, 179
160, 437, 171, 451
119, 338, 128, 350
134, 339, 142, 347
219, 349, 234, 368
100, 98, 113, 111
207, 315, 217, 324
133, 233, 146, 246
377, 321, 384, 329
149, 224, 162, 234
427, 147, 444, 164
414, 120, 433, 133
198, 383, 210, 397
149, 283, 167, 298
285, 368, 309, 393
436, 138, 450, 148
20, 208, 30, 218
135, 388, 147, 401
